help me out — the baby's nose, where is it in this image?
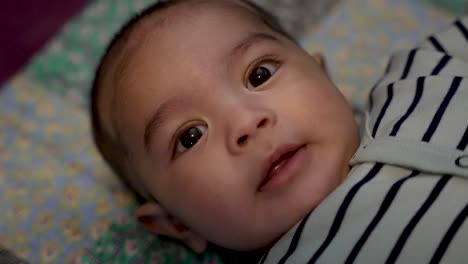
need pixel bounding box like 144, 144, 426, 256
227, 108, 276, 155
236, 118, 268, 145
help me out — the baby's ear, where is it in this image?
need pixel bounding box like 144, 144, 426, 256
135, 202, 207, 253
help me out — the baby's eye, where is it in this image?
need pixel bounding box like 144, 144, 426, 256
246, 62, 278, 90
175, 125, 207, 154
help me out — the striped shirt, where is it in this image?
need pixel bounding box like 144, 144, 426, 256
260, 16, 468, 264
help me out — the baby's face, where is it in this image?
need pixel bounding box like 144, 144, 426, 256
100, 1, 358, 251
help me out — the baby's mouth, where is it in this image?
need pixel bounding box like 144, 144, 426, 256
258, 144, 305, 191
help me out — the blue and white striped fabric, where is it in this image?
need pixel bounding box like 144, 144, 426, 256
260, 16, 468, 264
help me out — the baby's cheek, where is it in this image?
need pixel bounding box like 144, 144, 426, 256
183, 188, 254, 246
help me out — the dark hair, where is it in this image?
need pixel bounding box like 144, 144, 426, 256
90, 0, 294, 203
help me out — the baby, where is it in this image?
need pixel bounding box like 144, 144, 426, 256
91, 0, 468, 263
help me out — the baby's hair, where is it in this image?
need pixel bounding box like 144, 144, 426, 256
90, 0, 295, 203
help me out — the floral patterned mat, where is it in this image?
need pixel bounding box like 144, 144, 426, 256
0, 0, 455, 263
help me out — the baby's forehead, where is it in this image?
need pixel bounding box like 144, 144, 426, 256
111, 1, 275, 81
132, 0, 264, 36
110, 0, 268, 72
99, 0, 289, 133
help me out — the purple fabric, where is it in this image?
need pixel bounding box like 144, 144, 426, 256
0, 0, 88, 86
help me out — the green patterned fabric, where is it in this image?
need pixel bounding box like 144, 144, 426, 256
25, 0, 158, 108
426, 0, 467, 14
77, 212, 221, 264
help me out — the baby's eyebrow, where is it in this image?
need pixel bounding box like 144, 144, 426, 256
144, 95, 185, 152
230, 32, 281, 60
